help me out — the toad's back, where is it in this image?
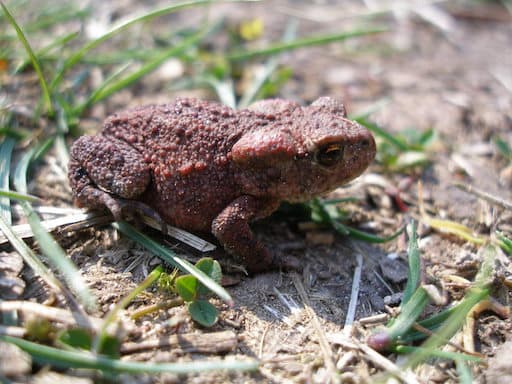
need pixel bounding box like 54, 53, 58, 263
97, 98, 268, 230
101, 98, 244, 173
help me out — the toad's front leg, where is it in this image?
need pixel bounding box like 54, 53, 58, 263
211, 195, 282, 273
68, 135, 153, 221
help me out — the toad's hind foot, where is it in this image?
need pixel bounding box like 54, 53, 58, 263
117, 198, 168, 234
74, 185, 167, 232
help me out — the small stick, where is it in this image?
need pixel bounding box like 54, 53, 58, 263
454, 182, 512, 211
0, 300, 104, 331
120, 330, 238, 354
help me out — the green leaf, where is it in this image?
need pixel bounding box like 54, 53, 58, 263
176, 275, 198, 302
188, 300, 218, 327
195, 258, 222, 283
57, 329, 92, 350
98, 335, 121, 359
494, 136, 512, 160
195, 258, 222, 296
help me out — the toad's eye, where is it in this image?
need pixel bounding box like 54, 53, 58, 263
315, 143, 344, 167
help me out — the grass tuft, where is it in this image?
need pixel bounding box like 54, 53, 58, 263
1, 1, 54, 115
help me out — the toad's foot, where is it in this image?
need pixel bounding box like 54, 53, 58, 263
212, 195, 286, 273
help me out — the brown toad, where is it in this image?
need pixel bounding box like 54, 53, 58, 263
68, 97, 376, 272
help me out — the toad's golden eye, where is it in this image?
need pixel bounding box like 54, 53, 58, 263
315, 143, 344, 167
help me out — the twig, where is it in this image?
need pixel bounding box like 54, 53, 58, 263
0, 300, 104, 332
258, 323, 271, 358
120, 330, 238, 354
0, 325, 26, 337
454, 182, 512, 211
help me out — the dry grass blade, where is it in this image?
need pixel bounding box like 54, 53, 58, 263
344, 241, 363, 333
454, 182, 512, 211
0, 211, 109, 245
0, 209, 216, 252
418, 182, 486, 244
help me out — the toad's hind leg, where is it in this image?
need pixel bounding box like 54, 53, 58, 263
68, 135, 153, 221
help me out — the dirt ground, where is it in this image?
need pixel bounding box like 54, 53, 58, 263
1, 1, 512, 383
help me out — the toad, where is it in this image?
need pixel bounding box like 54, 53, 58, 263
68, 97, 376, 272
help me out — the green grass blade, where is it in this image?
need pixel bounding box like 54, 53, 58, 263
356, 117, 409, 151
399, 303, 462, 343
367, 286, 430, 351
342, 223, 404, 243
388, 286, 430, 341
402, 221, 421, 305
309, 198, 404, 243
84, 29, 208, 108
50, 0, 214, 89
0, 188, 39, 202
496, 231, 512, 255
0, 214, 64, 295
404, 245, 494, 368
113, 221, 233, 306
395, 346, 482, 363
23, 205, 97, 311
0, 335, 259, 374
0, 137, 15, 225
24, 4, 89, 33
1, 2, 54, 115
351, 98, 390, 120
93, 266, 163, 354
15, 31, 80, 72
13, 147, 35, 194
75, 62, 131, 114
228, 27, 387, 61
456, 358, 473, 384
193, 76, 236, 109
237, 20, 297, 109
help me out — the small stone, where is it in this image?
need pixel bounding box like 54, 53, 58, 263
379, 254, 408, 283
0, 341, 31, 377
